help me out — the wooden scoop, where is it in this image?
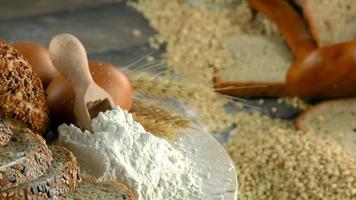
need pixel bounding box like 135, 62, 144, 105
286, 41, 356, 100
49, 33, 116, 131
250, 0, 356, 100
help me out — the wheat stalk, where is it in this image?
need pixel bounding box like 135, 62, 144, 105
127, 72, 242, 133
130, 98, 191, 138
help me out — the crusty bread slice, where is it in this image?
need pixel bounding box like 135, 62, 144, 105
0, 128, 52, 191
297, 0, 356, 46
296, 99, 356, 158
214, 34, 292, 97
1, 146, 81, 199
0, 119, 12, 147
69, 176, 135, 200
0, 40, 49, 135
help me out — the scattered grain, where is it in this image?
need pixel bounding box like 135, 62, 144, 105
226, 115, 356, 199
271, 106, 277, 113
278, 96, 309, 110
132, 29, 142, 37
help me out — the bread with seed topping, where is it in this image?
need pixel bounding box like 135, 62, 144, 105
1, 146, 81, 199
0, 40, 48, 135
0, 127, 52, 191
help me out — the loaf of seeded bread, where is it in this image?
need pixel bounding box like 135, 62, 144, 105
0, 119, 12, 147
297, 0, 356, 46
0, 40, 48, 135
1, 146, 81, 199
215, 34, 292, 97
296, 99, 356, 158
69, 176, 135, 200
0, 127, 52, 191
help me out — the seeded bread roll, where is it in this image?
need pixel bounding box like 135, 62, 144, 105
0, 118, 13, 147
0, 40, 48, 135
215, 34, 292, 97
297, 0, 356, 46
1, 146, 81, 200
69, 176, 135, 200
0, 128, 52, 191
296, 99, 356, 158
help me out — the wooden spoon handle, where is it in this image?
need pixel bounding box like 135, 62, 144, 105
249, 0, 317, 59
49, 33, 93, 91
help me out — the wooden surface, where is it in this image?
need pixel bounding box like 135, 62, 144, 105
0, 1, 155, 67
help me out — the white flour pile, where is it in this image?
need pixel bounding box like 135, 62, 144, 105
57, 108, 205, 200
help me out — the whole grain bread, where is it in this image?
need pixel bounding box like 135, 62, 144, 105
0, 128, 52, 191
0, 119, 12, 147
0, 40, 49, 135
214, 34, 292, 97
1, 146, 81, 200
296, 98, 356, 158
69, 176, 135, 200
297, 0, 356, 46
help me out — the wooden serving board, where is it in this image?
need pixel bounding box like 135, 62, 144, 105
172, 127, 238, 200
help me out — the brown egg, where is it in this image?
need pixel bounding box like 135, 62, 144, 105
13, 41, 59, 88
46, 60, 132, 126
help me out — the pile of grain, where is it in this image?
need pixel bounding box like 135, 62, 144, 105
131, 0, 279, 86
226, 115, 356, 199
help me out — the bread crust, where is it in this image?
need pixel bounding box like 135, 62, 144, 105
0, 128, 52, 191
0, 146, 81, 200
0, 40, 49, 135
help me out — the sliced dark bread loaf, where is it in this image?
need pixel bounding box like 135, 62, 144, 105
296, 99, 356, 158
297, 0, 356, 46
1, 146, 81, 199
0, 128, 52, 191
69, 176, 135, 200
0, 119, 13, 147
214, 34, 292, 97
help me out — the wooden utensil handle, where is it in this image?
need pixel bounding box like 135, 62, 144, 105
49, 33, 93, 90
249, 0, 317, 59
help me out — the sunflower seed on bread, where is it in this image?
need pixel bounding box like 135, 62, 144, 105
0, 127, 52, 191
69, 176, 135, 200
1, 146, 81, 200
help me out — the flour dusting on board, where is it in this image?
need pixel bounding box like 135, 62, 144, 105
57, 108, 206, 200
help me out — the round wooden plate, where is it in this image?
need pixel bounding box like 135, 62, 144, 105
173, 127, 238, 200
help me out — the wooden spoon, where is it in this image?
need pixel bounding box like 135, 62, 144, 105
250, 0, 356, 100
287, 41, 356, 100
249, 0, 317, 60
49, 33, 116, 131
